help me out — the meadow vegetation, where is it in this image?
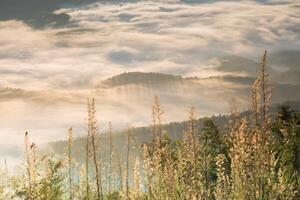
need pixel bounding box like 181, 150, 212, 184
0, 51, 299, 200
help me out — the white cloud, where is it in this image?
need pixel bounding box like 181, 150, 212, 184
0, 1, 299, 90
59, 0, 300, 77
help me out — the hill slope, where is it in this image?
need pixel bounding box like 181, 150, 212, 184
47, 101, 300, 163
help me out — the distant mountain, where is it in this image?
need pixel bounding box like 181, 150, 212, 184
100, 71, 258, 88
99, 72, 185, 88
215, 54, 300, 85
0, 70, 298, 109
94, 71, 300, 112
0, 87, 85, 104
216, 55, 259, 76
269, 50, 300, 70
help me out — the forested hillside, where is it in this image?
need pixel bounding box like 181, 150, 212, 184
47, 100, 300, 164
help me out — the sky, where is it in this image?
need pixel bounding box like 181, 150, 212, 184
0, 0, 299, 167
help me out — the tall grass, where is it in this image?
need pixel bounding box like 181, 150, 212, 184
0, 51, 299, 200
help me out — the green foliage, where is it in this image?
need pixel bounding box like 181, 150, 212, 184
271, 105, 300, 199
15, 159, 64, 200
38, 160, 65, 200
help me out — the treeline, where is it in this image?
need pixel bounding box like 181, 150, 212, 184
0, 50, 299, 200
101, 72, 183, 88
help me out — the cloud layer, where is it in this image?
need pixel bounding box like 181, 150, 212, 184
0, 0, 299, 90
0, 0, 300, 166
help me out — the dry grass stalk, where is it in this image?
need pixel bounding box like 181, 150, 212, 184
67, 127, 73, 200
24, 132, 32, 189
85, 99, 91, 199
125, 127, 131, 200
88, 98, 102, 199
108, 121, 113, 195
